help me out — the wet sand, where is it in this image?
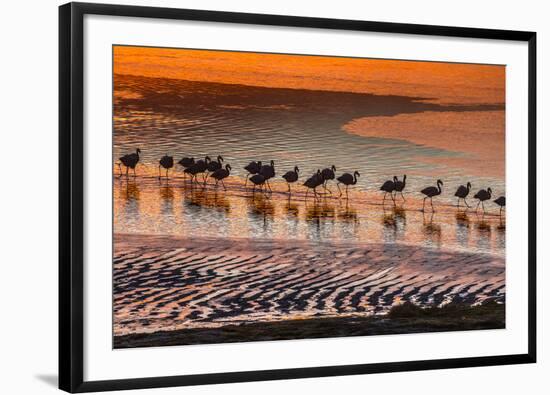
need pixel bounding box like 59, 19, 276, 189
113, 232, 505, 344
114, 302, 504, 348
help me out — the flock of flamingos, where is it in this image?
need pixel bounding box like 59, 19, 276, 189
117, 148, 506, 215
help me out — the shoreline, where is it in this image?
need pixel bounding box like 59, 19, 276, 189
114, 301, 504, 348
114, 231, 503, 257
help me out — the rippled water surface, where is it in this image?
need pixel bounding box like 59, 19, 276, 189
114, 74, 505, 256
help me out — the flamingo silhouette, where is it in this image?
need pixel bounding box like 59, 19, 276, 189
178, 157, 194, 179
394, 175, 407, 202
178, 157, 194, 168
207, 155, 224, 172
454, 182, 472, 209
249, 174, 268, 196
282, 166, 299, 194
184, 156, 210, 184
118, 148, 141, 177
473, 187, 492, 213
210, 164, 231, 190
321, 165, 336, 194
494, 196, 505, 216
303, 170, 323, 200
336, 171, 360, 199
204, 155, 224, 184
259, 160, 276, 192
420, 179, 443, 212
158, 155, 174, 179
380, 176, 396, 205
244, 161, 262, 187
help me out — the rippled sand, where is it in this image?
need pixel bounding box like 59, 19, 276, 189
114, 233, 504, 337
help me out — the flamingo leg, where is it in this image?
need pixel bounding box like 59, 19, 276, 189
126, 166, 129, 177
400, 192, 406, 202
464, 198, 471, 208
337, 183, 342, 197
117, 163, 122, 177
266, 180, 272, 192
422, 197, 427, 212
476, 200, 481, 212
245, 176, 249, 188
383, 192, 387, 204
133, 167, 136, 177
482, 201, 486, 212
346, 185, 349, 199
457, 198, 460, 209
305, 189, 309, 200
431, 197, 434, 212
166, 168, 169, 178
221, 180, 227, 191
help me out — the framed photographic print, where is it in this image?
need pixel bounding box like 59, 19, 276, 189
59, 2, 536, 392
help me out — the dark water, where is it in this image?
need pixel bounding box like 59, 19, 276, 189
114, 75, 505, 196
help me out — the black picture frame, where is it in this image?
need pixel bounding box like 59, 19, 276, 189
59, 2, 537, 392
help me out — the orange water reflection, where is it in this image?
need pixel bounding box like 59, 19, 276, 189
114, 173, 505, 257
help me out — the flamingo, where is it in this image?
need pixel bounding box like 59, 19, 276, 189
321, 165, 336, 194
494, 196, 506, 216
178, 157, 195, 179
420, 179, 443, 212
454, 181, 472, 209
178, 157, 194, 168
380, 176, 396, 204
207, 155, 224, 172
259, 160, 276, 191
394, 174, 407, 202
210, 164, 231, 190
282, 166, 299, 193
249, 174, 267, 196
118, 148, 141, 177
244, 161, 262, 187
158, 155, 174, 179
473, 187, 492, 213
205, 155, 224, 184
184, 156, 210, 184
336, 171, 360, 199
303, 170, 323, 200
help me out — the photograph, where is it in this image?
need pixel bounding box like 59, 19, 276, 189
112, 45, 506, 349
